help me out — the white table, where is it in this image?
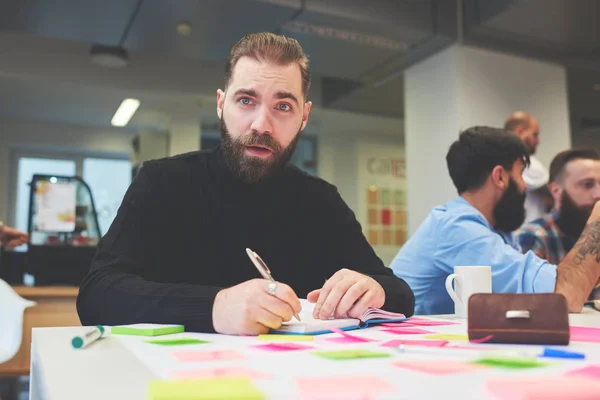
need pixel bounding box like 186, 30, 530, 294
30, 308, 600, 400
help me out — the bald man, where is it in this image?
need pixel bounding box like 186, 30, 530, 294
505, 112, 551, 223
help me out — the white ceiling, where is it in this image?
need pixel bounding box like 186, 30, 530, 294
0, 0, 597, 140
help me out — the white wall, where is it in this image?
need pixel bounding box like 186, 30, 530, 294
310, 108, 404, 214
457, 46, 571, 168
404, 44, 571, 235
404, 46, 461, 235
313, 109, 404, 265
0, 118, 135, 221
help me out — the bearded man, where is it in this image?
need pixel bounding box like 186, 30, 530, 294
517, 149, 600, 299
77, 32, 415, 334
390, 127, 600, 314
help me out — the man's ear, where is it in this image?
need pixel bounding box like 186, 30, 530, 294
549, 181, 563, 209
490, 165, 508, 190
216, 89, 225, 119
300, 101, 312, 131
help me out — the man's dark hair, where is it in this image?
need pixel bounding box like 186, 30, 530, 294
224, 32, 311, 98
446, 126, 531, 194
549, 148, 600, 183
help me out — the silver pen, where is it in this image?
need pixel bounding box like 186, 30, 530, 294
246, 248, 301, 321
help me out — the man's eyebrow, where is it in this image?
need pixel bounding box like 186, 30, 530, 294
274, 91, 300, 106
233, 89, 258, 98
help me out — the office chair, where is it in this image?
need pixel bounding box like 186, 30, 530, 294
0, 279, 36, 364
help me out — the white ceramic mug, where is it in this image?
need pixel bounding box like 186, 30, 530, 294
445, 266, 492, 318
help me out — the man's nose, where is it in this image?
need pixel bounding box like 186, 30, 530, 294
592, 184, 600, 202
250, 106, 273, 135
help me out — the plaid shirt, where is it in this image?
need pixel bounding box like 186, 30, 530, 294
517, 212, 600, 299
517, 212, 574, 266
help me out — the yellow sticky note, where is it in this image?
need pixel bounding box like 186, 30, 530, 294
148, 378, 265, 400
424, 334, 469, 341
257, 334, 313, 342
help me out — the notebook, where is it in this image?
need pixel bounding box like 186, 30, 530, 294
271, 299, 407, 335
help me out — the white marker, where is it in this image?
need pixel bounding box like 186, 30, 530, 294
71, 325, 106, 349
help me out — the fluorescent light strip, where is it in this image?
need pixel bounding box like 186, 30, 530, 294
111, 98, 140, 127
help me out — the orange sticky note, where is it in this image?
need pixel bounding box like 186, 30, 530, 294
393, 360, 489, 375
424, 334, 469, 341
171, 366, 271, 380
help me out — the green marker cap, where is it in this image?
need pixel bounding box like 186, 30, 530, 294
71, 325, 106, 348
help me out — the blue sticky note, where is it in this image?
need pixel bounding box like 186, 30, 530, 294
541, 348, 585, 360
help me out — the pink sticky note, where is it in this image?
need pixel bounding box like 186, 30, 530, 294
296, 376, 395, 397
566, 365, 600, 380
487, 376, 600, 400
393, 360, 489, 375
252, 342, 315, 352
381, 319, 458, 328
380, 339, 449, 348
326, 336, 377, 344
171, 366, 271, 380
381, 328, 433, 335
570, 326, 600, 343
406, 317, 459, 324
325, 327, 377, 344
172, 350, 245, 363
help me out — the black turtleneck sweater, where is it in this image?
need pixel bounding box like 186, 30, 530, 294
77, 148, 415, 332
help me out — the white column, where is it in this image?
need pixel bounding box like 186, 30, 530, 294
131, 131, 169, 167
168, 118, 201, 156
404, 45, 571, 235
404, 47, 462, 235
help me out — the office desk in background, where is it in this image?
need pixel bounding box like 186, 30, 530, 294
30, 309, 600, 400
0, 286, 80, 377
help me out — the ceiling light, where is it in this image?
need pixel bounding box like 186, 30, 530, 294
177, 22, 192, 36
111, 98, 140, 127
90, 44, 129, 68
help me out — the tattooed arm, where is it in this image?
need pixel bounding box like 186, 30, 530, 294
555, 201, 600, 312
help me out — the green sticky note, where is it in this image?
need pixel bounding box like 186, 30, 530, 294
145, 338, 209, 346
381, 189, 391, 205
475, 355, 549, 369
148, 378, 265, 400
111, 324, 184, 336
394, 190, 404, 206
313, 349, 391, 360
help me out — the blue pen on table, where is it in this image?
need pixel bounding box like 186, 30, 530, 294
246, 248, 301, 322
541, 348, 585, 360
395, 345, 585, 360
71, 325, 107, 349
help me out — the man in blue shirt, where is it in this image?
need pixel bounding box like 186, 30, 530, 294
391, 126, 600, 315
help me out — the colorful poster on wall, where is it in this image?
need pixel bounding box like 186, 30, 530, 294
35, 181, 76, 232
357, 141, 406, 265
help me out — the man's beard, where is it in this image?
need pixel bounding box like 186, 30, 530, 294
220, 116, 301, 183
557, 190, 594, 238
493, 177, 527, 232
